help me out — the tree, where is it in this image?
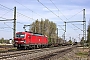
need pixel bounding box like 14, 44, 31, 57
68, 40, 72, 45
30, 19, 57, 36
0, 38, 4, 43
87, 21, 90, 43
29, 19, 57, 43
30, 19, 40, 33
87, 20, 90, 55
80, 37, 84, 46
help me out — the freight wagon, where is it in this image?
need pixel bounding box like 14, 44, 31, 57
14, 31, 48, 49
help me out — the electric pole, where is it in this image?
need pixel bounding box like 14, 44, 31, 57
13, 7, 16, 40
64, 22, 66, 41
57, 28, 58, 43
83, 9, 86, 43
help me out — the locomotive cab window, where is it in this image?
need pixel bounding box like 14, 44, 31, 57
16, 34, 25, 38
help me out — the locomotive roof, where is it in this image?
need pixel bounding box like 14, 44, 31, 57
33, 33, 44, 36
16, 31, 45, 36
26, 32, 45, 36
32, 33, 44, 36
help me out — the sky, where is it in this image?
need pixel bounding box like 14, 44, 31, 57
0, 0, 90, 42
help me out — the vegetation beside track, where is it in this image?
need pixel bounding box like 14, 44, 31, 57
0, 44, 17, 53
76, 51, 88, 57
0, 47, 17, 53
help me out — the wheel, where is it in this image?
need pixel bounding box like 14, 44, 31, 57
24, 46, 28, 50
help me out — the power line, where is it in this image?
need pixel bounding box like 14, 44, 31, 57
4, 22, 13, 29
1, 10, 13, 17
50, 0, 83, 31
0, 4, 13, 10
49, 0, 79, 32
38, 0, 83, 32
0, 3, 36, 21
41, 0, 83, 41
0, 4, 13, 17
49, 0, 82, 32
0, 4, 30, 29
65, 10, 83, 31
0, 3, 36, 27
37, 0, 64, 22
0, 2, 84, 33
49, 0, 68, 21
17, 12, 35, 20
68, 10, 83, 20
49, 0, 59, 16
50, 0, 59, 11
14, 0, 45, 19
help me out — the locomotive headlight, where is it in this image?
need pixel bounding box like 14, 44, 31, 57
20, 40, 26, 43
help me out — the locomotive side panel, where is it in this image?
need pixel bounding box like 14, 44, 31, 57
30, 35, 48, 45
30, 35, 38, 44
37, 36, 42, 44
44, 37, 48, 44
25, 34, 31, 44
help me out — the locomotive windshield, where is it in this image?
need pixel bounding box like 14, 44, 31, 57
16, 34, 25, 38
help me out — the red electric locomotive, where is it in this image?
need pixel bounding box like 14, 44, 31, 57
14, 31, 48, 49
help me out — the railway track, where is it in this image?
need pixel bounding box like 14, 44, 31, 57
32, 47, 74, 60
0, 46, 76, 60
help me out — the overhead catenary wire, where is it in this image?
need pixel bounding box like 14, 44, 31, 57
0, 4, 14, 21
49, 0, 59, 16
0, 3, 35, 25
4, 22, 13, 29
65, 10, 83, 31
17, 12, 35, 20
49, 0, 83, 31
37, 0, 64, 22
0, 2, 83, 31
14, 0, 45, 19
0, 3, 35, 33
0, 2, 83, 32
0, 4, 23, 29
0, 4, 36, 20
0, 4, 13, 10
49, 0, 79, 32
1, 10, 13, 17
51, 1, 83, 20
68, 10, 83, 20
42, 0, 82, 39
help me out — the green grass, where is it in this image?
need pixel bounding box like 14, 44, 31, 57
0, 48, 17, 53
76, 52, 88, 57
